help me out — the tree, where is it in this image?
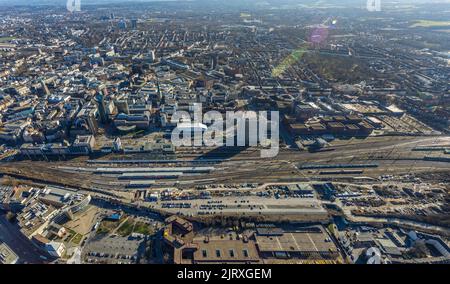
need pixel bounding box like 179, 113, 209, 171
403, 240, 429, 259
6, 212, 16, 222
163, 252, 171, 264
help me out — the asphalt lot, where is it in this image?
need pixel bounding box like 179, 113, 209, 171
82, 235, 146, 264
152, 195, 328, 219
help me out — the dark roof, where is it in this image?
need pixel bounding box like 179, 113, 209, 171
256, 227, 284, 236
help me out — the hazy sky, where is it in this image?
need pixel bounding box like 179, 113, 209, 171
0, 0, 448, 6
0, 0, 445, 3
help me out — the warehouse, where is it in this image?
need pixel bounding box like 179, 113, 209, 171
255, 227, 339, 260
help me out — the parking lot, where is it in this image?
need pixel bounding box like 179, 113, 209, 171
81, 235, 146, 264
152, 194, 328, 219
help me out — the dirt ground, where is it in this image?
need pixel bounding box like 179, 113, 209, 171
65, 206, 99, 235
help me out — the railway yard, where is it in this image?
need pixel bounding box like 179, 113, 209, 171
1, 135, 449, 189
1, 135, 449, 232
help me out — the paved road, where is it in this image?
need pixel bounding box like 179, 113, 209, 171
0, 215, 45, 264
67, 247, 82, 264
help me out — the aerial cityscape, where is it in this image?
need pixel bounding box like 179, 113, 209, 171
0, 0, 449, 266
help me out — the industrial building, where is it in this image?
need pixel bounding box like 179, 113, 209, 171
255, 227, 339, 260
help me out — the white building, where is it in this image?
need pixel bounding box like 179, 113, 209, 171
0, 242, 19, 264
45, 241, 66, 258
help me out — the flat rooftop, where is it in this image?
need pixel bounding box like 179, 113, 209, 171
255, 229, 337, 254
191, 238, 260, 263
0, 242, 19, 264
